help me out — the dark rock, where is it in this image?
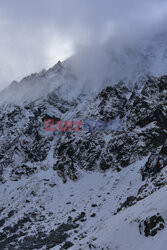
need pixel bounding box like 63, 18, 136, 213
139, 214, 165, 237
61, 241, 74, 249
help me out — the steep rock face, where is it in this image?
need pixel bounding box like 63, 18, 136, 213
141, 140, 167, 181
0, 68, 167, 249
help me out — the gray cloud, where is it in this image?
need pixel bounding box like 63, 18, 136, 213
0, 0, 167, 91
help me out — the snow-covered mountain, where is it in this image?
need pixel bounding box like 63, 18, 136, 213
0, 35, 167, 249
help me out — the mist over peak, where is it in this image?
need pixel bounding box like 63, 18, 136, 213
1, 25, 167, 105
0, 0, 167, 92
65, 24, 167, 91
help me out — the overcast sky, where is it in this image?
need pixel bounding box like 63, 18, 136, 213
0, 0, 167, 90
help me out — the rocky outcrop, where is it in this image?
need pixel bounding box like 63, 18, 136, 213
139, 214, 165, 237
